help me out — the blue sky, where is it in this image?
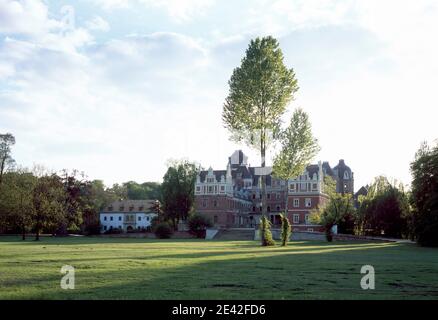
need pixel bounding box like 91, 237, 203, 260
1, 0, 437, 190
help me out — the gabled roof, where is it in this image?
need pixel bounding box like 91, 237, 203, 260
199, 170, 227, 183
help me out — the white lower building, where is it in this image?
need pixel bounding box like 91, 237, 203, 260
100, 200, 159, 233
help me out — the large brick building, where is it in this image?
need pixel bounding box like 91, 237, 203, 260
195, 150, 354, 232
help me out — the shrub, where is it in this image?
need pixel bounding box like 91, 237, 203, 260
259, 215, 275, 246
188, 214, 213, 238
154, 222, 173, 239
150, 216, 160, 230
84, 222, 101, 235
104, 227, 123, 235
326, 229, 333, 242
280, 213, 291, 246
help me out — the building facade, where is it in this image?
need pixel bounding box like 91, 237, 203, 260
195, 150, 354, 232
100, 200, 158, 233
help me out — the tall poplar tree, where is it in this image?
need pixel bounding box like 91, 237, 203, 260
273, 108, 320, 240
223, 36, 298, 245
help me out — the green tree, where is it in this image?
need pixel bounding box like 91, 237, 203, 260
32, 174, 66, 241
3, 170, 37, 240
356, 176, 410, 238
0, 133, 16, 191
161, 160, 199, 230
279, 213, 291, 246
223, 36, 298, 246
310, 176, 355, 242
188, 214, 213, 238
259, 215, 275, 246
107, 183, 128, 201
410, 141, 438, 246
124, 181, 161, 200
272, 108, 320, 240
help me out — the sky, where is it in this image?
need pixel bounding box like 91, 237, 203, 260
0, 0, 437, 191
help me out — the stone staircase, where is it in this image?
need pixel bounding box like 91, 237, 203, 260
213, 228, 255, 241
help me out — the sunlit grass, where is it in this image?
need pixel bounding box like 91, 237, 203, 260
0, 236, 437, 300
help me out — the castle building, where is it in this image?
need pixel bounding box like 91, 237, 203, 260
195, 150, 354, 232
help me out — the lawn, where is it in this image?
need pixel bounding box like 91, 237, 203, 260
0, 236, 437, 300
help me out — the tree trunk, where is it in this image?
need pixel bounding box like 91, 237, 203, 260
35, 228, 40, 241
0, 157, 5, 192
284, 180, 289, 222
22, 223, 26, 241
260, 128, 268, 245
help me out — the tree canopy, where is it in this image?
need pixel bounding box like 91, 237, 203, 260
161, 160, 200, 230
410, 141, 438, 246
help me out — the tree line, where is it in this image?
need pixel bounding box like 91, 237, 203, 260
0, 133, 163, 240
309, 141, 438, 247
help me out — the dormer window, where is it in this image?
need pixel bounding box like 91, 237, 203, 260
108, 206, 113, 211
119, 206, 124, 211
129, 206, 134, 211
139, 206, 144, 211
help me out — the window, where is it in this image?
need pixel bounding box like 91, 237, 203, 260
312, 183, 318, 191
214, 216, 218, 224
267, 206, 271, 212
276, 193, 281, 200
119, 206, 124, 211
276, 206, 281, 211
253, 206, 256, 212
267, 193, 271, 200
110, 216, 113, 221
305, 198, 312, 208
104, 216, 107, 221
103, 226, 107, 231
293, 198, 300, 208
108, 206, 113, 211
305, 214, 310, 224
196, 186, 201, 192
208, 186, 213, 193
213, 200, 218, 207
293, 214, 300, 224
129, 206, 134, 211
119, 216, 122, 221
308, 228, 314, 232
202, 200, 207, 208
252, 194, 256, 199
221, 186, 225, 191
146, 216, 150, 222
138, 216, 141, 221
139, 206, 144, 211
289, 184, 295, 191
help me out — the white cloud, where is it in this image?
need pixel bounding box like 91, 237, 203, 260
0, 0, 58, 35
86, 16, 110, 32
92, 0, 215, 22
1, 0, 438, 189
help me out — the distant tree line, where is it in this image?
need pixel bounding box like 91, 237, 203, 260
0, 133, 162, 240
310, 141, 438, 247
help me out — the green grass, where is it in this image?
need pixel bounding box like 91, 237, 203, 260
0, 236, 437, 300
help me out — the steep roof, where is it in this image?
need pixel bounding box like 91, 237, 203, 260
333, 159, 352, 179
104, 200, 158, 213
199, 170, 227, 183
